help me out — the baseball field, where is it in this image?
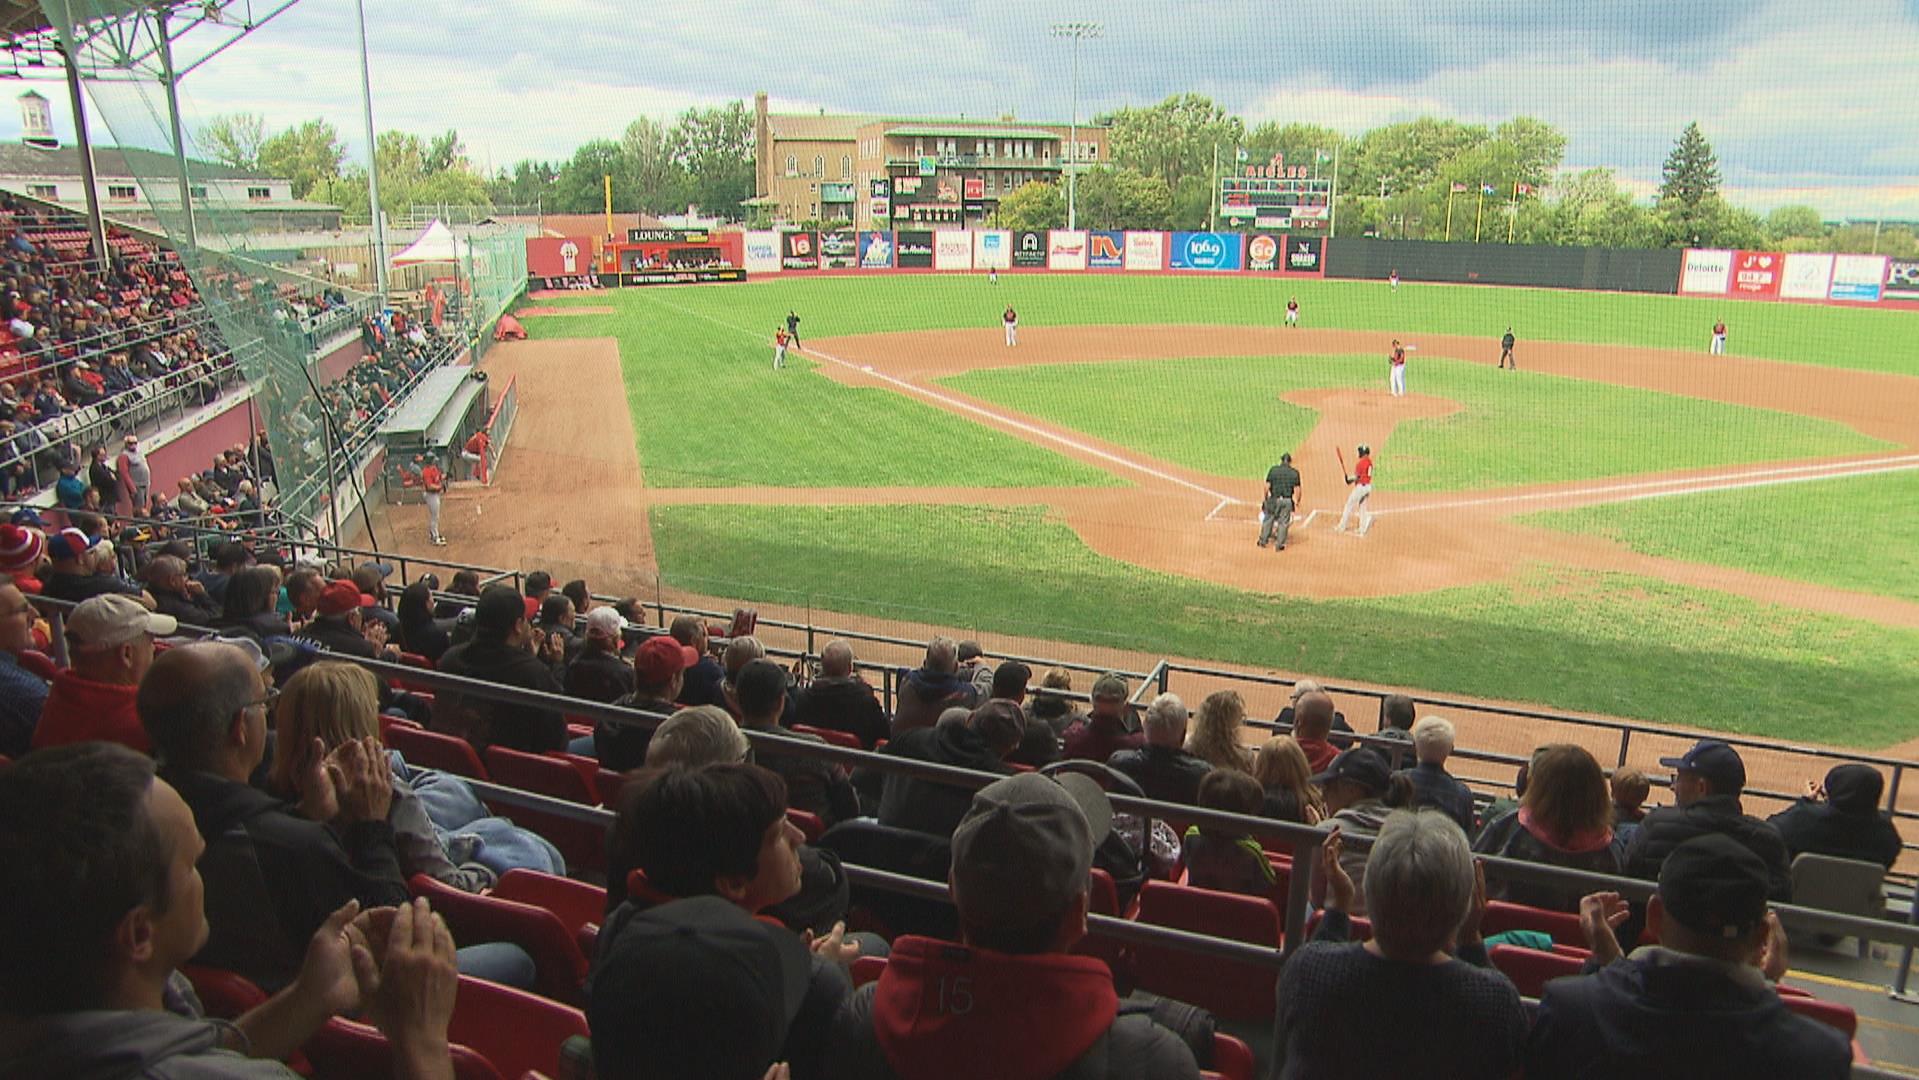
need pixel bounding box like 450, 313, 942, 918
463, 274, 1919, 749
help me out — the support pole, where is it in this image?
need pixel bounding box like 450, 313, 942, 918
1328, 145, 1340, 239
354, 0, 389, 299
61, 42, 110, 268
1068, 33, 1079, 232
154, 12, 197, 250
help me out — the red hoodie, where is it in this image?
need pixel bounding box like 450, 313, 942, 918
32, 669, 147, 753
873, 935, 1118, 1080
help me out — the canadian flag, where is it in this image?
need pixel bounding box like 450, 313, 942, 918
1515, 183, 1536, 196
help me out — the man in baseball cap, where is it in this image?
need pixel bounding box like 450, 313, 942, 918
563, 606, 635, 705
593, 635, 701, 771
1528, 834, 1850, 1076
295, 579, 382, 660
826, 772, 1198, 1078
1623, 739, 1790, 903
436, 583, 565, 755
32, 594, 175, 754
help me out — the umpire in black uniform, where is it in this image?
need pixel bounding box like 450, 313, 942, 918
1258, 452, 1302, 551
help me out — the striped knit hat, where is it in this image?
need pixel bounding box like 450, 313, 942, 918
0, 523, 45, 574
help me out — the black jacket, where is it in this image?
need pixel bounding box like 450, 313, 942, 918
435, 636, 567, 752
297, 615, 378, 659
875, 719, 1012, 838
1623, 794, 1792, 900
794, 675, 889, 748
1106, 744, 1211, 806
594, 694, 678, 772
152, 589, 222, 627
1399, 761, 1476, 834
164, 768, 409, 991
565, 645, 637, 704
676, 655, 728, 709
749, 724, 862, 829
1767, 800, 1903, 868
1525, 948, 1850, 1079
399, 616, 453, 663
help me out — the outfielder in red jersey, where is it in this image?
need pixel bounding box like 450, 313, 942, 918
1710, 320, 1728, 355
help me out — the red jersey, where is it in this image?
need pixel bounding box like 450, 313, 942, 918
464, 430, 489, 456
422, 465, 444, 493
775, 330, 790, 347
1713, 322, 1726, 335
1390, 348, 1406, 367
1355, 455, 1373, 485
1003, 308, 1017, 325
1287, 301, 1298, 312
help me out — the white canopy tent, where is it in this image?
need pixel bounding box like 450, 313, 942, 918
389, 219, 471, 265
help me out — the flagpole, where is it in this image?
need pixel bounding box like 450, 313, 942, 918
1508, 181, 1519, 244
1328, 145, 1340, 239
1474, 186, 1485, 242
1445, 191, 1455, 242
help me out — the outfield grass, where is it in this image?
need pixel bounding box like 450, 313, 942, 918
1527, 469, 1919, 604
529, 273, 1919, 376
945, 354, 1887, 491
649, 502, 1919, 748
517, 303, 1117, 489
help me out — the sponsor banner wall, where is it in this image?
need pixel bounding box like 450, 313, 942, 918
934, 231, 973, 270
1829, 254, 1888, 301
617, 269, 746, 287
1282, 236, 1326, 275
974, 230, 1011, 269
1124, 231, 1165, 271
1012, 230, 1049, 269
780, 231, 819, 271
1169, 231, 1244, 271
857, 231, 894, 269
743, 230, 781, 274
1730, 251, 1782, 298
1245, 233, 1280, 272
1780, 253, 1834, 300
1886, 258, 1919, 301
1088, 230, 1125, 269
895, 230, 933, 269
1679, 248, 1733, 294
818, 228, 857, 269
1048, 230, 1088, 271
525, 236, 597, 277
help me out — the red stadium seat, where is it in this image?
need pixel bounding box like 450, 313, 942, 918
554, 753, 604, 799
851, 955, 888, 987
399, 651, 434, 670
180, 964, 267, 1019
1131, 879, 1282, 1021
787, 807, 825, 843
305, 1015, 505, 1080
491, 869, 607, 944
596, 767, 628, 806
793, 723, 862, 751
1074, 867, 1133, 989
386, 726, 489, 781
480, 746, 605, 871
1488, 943, 1584, 997
1482, 899, 1585, 948
409, 874, 589, 1005
1781, 992, 1859, 1040
447, 975, 589, 1080
1211, 1032, 1257, 1080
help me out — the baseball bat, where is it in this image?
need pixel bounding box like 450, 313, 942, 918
1336, 446, 1348, 480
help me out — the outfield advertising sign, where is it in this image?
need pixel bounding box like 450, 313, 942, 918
1679, 249, 1733, 294
781, 231, 819, 271
1886, 258, 1919, 301
1048, 231, 1088, 271
934, 231, 973, 270
857, 231, 894, 269
1088, 231, 1125, 269
1012, 230, 1049, 269
1780, 253, 1834, 300
1283, 236, 1325, 275
1170, 232, 1244, 271
819, 229, 857, 269
1246, 233, 1280, 272
895, 230, 933, 269
1730, 251, 1782, 298
1124, 231, 1165, 271
743, 230, 781, 274
1829, 254, 1888, 301
974, 230, 1011, 270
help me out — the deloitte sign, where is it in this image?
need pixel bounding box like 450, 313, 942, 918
1170, 231, 1243, 271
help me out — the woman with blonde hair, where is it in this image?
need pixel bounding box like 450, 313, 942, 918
1186, 689, 1254, 772
1472, 743, 1621, 911
272, 661, 539, 892
1253, 735, 1325, 823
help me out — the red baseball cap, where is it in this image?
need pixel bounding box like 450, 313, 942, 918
316, 579, 375, 617
634, 635, 699, 685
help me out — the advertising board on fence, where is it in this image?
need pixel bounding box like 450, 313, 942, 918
819, 229, 857, 269
1829, 254, 1888, 301
1012, 231, 1049, 269
1246, 234, 1280, 272
1125, 231, 1165, 271
743, 231, 781, 274
857, 231, 894, 269
895, 230, 933, 269
1730, 251, 1782, 298
1048, 230, 1088, 271
526, 236, 597, 278
934, 231, 973, 270
617, 269, 746, 287
781, 231, 819, 271
974, 230, 1011, 269
1170, 232, 1244, 271
1679, 249, 1733, 294
1284, 236, 1326, 275
1780, 253, 1834, 300
1887, 258, 1919, 301
1088, 231, 1125, 269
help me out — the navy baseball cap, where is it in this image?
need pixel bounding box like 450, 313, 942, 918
1312, 747, 1392, 796
1658, 833, 1771, 940
1660, 739, 1746, 793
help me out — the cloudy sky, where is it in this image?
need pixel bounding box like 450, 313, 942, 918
5, 0, 1916, 217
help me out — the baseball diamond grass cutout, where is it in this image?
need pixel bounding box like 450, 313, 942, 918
943, 353, 1890, 492
1526, 468, 1919, 605
648, 502, 1919, 749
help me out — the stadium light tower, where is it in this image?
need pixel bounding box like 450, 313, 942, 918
1050, 21, 1102, 231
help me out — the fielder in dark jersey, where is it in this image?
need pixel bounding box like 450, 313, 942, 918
1499, 328, 1516, 370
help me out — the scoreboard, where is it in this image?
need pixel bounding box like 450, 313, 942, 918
1220, 154, 1333, 231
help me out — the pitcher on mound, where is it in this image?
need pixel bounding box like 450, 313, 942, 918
1337, 444, 1375, 536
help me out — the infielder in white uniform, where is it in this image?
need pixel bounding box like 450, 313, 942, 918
1337, 444, 1375, 536
1003, 305, 1019, 347
1388, 340, 1410, 397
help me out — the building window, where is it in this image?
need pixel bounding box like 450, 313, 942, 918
246, 186, 270, 200
785, 154, 797, 177
106, 184, 137, 201
841, 155, 851, 178
915, 138, 924, 156
813, 155, 823, 177
25, 183, 56, 198
190, 185, 208, 198
1087, 144, 1098, 159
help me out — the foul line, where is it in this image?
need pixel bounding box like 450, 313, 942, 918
644, 293, 1241, 507
1374, 454, 1919, 516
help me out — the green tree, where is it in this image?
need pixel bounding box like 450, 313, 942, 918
667, 102, 754, 219
1241, 122, 1343, 173
996, 180, 1063, 230
553, 140, 634, 214
1764, 204, 1826, 244
620, 116, 688, 214
1074, 167, 1173, 230
1171, 174, 1213, 230
1103, 94, 1244, 193
424, 130, 467, 175
199, 113, 266, 171
1657, 122, 1722, 245
487, 160, 559, 208
257, 119, 345, 200
1491, 117, 1567, 187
